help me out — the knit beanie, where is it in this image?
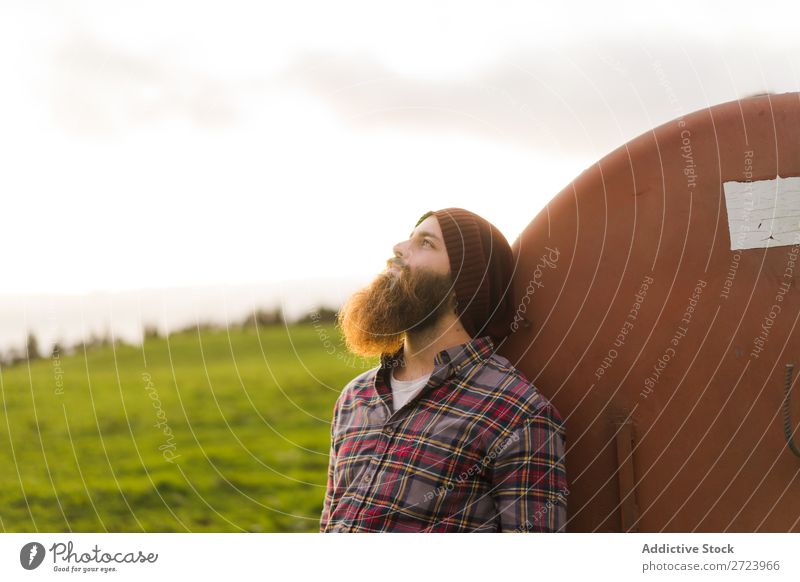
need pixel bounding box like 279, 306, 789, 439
414, 208, 516, 342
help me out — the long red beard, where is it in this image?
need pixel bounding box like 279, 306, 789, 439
336, 265, 456, 358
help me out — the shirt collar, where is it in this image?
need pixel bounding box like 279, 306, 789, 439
378, 334, 496, 383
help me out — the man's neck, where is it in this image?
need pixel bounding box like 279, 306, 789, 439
394, 314, 472, 381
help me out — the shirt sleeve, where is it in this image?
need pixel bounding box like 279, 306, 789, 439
319, 399, 339, 532
488, 404, 568, 532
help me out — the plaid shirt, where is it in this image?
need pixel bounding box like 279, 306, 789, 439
320, 335, 568, 532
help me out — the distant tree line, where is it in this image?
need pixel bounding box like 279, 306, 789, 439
0, 304, 340, 368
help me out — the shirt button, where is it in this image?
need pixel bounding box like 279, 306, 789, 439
384, 425, 395, 435
363, 472, 373, 483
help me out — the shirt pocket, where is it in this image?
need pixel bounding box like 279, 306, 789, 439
409, 418, 491, 501
332, 426, 378, 492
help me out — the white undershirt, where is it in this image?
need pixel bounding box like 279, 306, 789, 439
390, 367, 432, 412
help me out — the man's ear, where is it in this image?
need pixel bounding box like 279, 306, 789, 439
450, 291, 459, 312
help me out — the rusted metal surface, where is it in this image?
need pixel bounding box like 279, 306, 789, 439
498, 92, 800, 532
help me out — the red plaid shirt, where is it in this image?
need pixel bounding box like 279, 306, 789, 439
320, 335, 568, 532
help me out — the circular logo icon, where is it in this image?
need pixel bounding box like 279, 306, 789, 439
20, 542, 46, 570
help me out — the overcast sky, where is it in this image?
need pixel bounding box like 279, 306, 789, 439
1, 1, 799, 297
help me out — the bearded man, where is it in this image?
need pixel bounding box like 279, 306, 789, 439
320, 208, 567, 532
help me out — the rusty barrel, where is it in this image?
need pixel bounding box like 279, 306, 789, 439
499, 92, 800, 532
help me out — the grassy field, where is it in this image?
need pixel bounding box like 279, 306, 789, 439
0, 321, 376, 532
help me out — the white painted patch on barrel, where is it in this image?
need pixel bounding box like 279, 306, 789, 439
723, 176, 800, 250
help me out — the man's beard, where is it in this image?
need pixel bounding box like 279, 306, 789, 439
336, 265, 456, 358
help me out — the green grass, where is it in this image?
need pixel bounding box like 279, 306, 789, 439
0, 322, 377, 532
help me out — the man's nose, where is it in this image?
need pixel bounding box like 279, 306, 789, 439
392, 241, 407, 260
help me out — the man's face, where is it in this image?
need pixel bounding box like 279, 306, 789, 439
387, 214, 451, 278
336, 215, 457, 358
